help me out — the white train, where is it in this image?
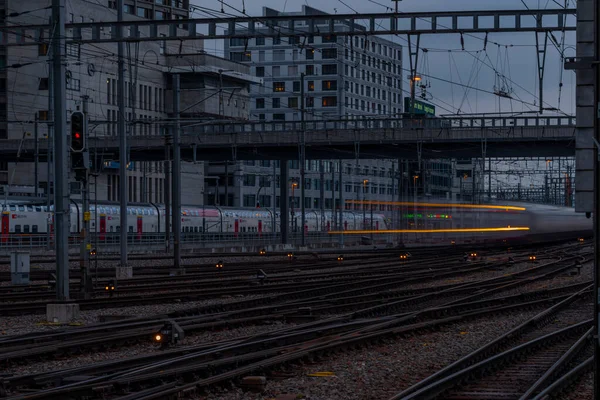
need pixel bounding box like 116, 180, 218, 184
0, 202, 388, 243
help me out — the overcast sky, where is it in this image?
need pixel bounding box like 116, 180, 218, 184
192, 0, 576, 117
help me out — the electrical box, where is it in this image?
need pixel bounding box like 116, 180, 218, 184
11, 251, 30, 285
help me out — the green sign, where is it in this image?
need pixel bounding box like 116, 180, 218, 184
404, 97, 436, 116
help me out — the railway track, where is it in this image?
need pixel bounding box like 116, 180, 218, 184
0, 250, 592, 399
1, 282, 591, 399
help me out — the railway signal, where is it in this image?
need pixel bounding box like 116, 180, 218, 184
105, 279, 116, 297
70, 111, 89, 182
153, 320, 184, 349
256, 269, 267, 285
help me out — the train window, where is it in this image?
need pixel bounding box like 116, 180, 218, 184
110, 226, 114, 232
23, 225, 30, 233
18, 205, 25, 212
27, 206, 33, 212
35, 206, 41, 212
9, 205, 15, 211
14, 225, 21, 233
128, 226, 133, 233
32, 225, 38, 233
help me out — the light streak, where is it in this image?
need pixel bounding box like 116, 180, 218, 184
344, 200, 526, 211
328, 226, 530, 235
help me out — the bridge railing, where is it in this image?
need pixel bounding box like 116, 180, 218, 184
187, 116, 576, 136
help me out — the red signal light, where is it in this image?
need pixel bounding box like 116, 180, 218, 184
74, 132, 81, 139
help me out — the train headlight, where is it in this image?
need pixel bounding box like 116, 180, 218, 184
451, 240, 456, 245
154, 334, 162, 342
287, 252, 293, 258
529, 255, 537, 262
259, 249, 266, 255
215, 260, 224, 268
337, 255, 344, 262
578, 238, 585, 243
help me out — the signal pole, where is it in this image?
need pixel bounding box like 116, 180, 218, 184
52, 0, 69, 301
117, 0, 131, 279
79, 97, 91, 298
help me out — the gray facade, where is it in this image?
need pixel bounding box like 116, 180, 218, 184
216, 5, 408, 215
0, 0, 252, 206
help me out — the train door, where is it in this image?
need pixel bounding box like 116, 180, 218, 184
99, 214, 106, 241
137, 216, 143, 240
344, 220, 348, 231
376, 221, 379, 231
258, 220, 262, 237
1, 211, 9, 243
326, 221, 330, 232
234, 219, 239, 238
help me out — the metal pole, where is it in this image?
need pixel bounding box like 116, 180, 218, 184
488, 157, 492, 201
164, 131, 171, 252
52, 0, 69, 301
280, 160, 289, 244
272, 162, 276, 236
34, 115, 39, 197
363, 181, 366, 230
331, 163, 335, 230
593, 0, 600, 392
300, 73, 306, 247
46, 17, 54, 252
117, 0, 130, 278
171, 74, 182, 272
319, 160, 324, 232
80, 98, 90, 298
338, 160, 344, 247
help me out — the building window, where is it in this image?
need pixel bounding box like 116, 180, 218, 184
305, 65, 314, 75
322, 49, 337, 59
306, 97, 314, 108
38, 110, 49, 121
273, 113, 286, 121
273, 36, 281, 45
293, 81, 300, 92
322, 35, 337, 43
272, 66, 281, 77
38, 43, 49, 56
256, 37, 265, 46
273, 82, 285, 92
243, 195, 256, 207
256, 98, 265, 109
288, 97, 298, 108
322, 96, 337, 107
243, 175, 256, 186
308, 81, 314, 91
322, 64, 337, 75
272, 98, 281, 108
66, 78, 80, 91
288, 65, 298, 76
322, 80, 337, 91
256, 67, 265, 77
306, 48, 315, 60
230, 38, 245, 46
273, 50, 286, 61
230, 52, 251, 62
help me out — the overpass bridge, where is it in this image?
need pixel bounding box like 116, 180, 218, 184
0, 116, 575, 163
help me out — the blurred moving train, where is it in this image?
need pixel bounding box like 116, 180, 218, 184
0, 200, 592, 245
0, 202, 387, 243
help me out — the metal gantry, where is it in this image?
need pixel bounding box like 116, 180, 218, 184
1, 8, 575, 46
